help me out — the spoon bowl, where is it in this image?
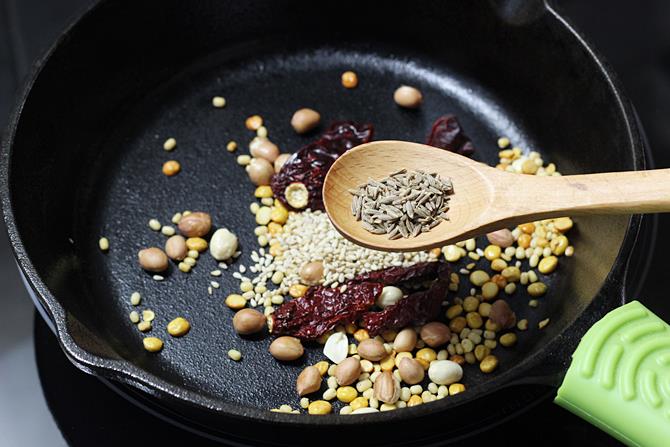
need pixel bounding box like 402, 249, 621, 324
323, 140, 670, 251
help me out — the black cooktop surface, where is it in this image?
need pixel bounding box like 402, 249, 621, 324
3, 1, 670, 446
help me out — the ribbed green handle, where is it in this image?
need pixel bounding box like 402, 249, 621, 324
555, 301, 670, 447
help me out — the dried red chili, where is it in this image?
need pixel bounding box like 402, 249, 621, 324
351, 261, 440, 286
426, 114, 475, 156
270, 281, 381, 340
270, 261, 449, 340
360, 278, 450, 336
271, 121, 373, 211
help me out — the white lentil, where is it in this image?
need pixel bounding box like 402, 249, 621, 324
356, 379, 373, 392
520, 272, 529, 285
171, 212, 182, 224
438, 385, 449, 398
212, 96, 226, 108
129, 311, 140, 323
340, 406, 353, 415
98, 237, 109, 251
228, 349, 242, 361
237, 155, 251, 166
130, 292, 141, 306
161, 225, 176, 236
410, 385, 423, 395
421, 391, 435, 403
271, 271, 284, 284
163, 138, 176, 151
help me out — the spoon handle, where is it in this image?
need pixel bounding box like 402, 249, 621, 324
498, 168, 670, 220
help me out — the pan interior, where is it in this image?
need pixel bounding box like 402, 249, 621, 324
6, 1, 634, 415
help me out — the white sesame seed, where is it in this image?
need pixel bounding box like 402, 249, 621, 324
153, 275, 164, 281
149, 219, 161, 231
239, 210, 436, 301
210, 270, 222, 277
211, 281, 220, 289
130, 292, 141, 306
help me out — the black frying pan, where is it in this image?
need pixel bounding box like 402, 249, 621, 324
0, 0, 649, 445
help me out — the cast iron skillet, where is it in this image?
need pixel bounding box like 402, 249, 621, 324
0, 0, 648, 444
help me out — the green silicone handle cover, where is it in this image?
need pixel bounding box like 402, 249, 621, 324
555, 301, 670, 447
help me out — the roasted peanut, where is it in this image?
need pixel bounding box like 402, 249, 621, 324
178, 212, 211, 237
138, 247, 169, 272
269, 336, 304, 361
291, 108, 321, 134
165, 235, 188, 261
233, 308, 266, 335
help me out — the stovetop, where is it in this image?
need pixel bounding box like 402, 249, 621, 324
1, 1, 669, 446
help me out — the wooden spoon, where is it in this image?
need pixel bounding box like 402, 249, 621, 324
323, 140, 670, 252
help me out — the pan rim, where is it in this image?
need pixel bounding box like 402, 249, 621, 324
0, 0, 648, 426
